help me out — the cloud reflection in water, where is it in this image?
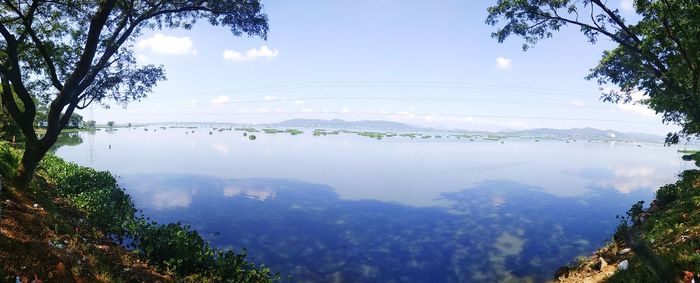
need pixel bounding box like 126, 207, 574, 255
119, 174, 653, 282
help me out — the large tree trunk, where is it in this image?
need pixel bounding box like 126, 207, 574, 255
13, 141, 49, 189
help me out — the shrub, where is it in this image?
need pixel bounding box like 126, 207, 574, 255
0, 141, 19, 178
655, 184, 679, 207
125, 219, 278, 281
39, 155, 136, 236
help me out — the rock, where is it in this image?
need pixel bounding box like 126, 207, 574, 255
599, 257, 608, 271
619, 248, 632, 255
618, 260, 629, 271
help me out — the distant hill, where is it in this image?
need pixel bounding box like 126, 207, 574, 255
267, 119, 665, 142
501, 127, 663, 142
268, 119, 430, 132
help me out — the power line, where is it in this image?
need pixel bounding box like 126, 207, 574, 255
124, 95, 616, 110
142, 80, 601, 101
115, 111, 659, 125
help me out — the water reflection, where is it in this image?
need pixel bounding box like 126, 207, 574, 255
120, 174, 652, 282
49, 132, 84, 152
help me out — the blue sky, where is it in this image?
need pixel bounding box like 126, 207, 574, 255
83, 0, 673, 135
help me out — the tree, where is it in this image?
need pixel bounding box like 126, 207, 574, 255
0, 1, 268, 188
486, 0, 700, 145
486, 0, 698, 280
68, 113, 83, 128
107, 121, 115, 128
84, 120, 96, 129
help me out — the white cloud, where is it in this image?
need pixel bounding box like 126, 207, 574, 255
247, 46, 279, 58
600, 165, 656, 193
617, 103, 656, 117
223, 45, 279, 62
211, 95, 230, 104
222, 50, 243, 61
620, 0, 634, 12
136, 54, 152, 63
495, 57, 512, 70
151, 191, 192, 210
341, 108, 351, 113
294, 100, 304, 105
223, 187, 242, 197
137, 33, 196, 55
615, 90, 656, 117
263, 95, 276, 101
301, 108, 314, 113
570, 100, 584, 107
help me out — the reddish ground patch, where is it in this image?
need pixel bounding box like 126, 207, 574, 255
0, 187, 171, 282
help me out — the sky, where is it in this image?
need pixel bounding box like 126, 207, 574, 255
81, 0, 675, 135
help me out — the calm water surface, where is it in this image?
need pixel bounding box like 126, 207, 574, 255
55, 127, 692, 282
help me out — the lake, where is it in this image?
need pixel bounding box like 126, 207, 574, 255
54, 127, 692, 282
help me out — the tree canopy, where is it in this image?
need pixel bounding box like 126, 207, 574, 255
0, 0, 268, 186
486, 0, 700, 144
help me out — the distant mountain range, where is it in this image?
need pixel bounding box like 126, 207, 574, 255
266, 119, 665, 142
268, 119, 432, 132
500, 128, 663, 143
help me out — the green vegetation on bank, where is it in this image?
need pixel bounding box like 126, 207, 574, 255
608, 170, 700, 281
313, 129, 340, 136
557, 168, 700, 282
0, 142, 279, 282
261, 129, 303, 135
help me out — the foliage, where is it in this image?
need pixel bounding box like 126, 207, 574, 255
126, 220, 278, 281
30, 150, 279, 281
236, 128, 259, 133
84, 120, 96, 129
39, 155, 135, 236
612, 200, 644, 243
655, 183, 680, 207
0, 106, 21, 142
358, 131, 385, 139
67, 113, 83, 129
604, 170, 700, 281
487, 0, 700, 144
0, 141, 19, 177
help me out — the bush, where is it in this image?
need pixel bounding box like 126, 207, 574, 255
129, 220, 211, 275
126, 219, 278, 281
39, 155, 136, 236
655, 184, 679, 207
0, 141, 19, 178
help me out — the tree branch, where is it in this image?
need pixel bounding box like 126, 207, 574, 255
60, 0, 116, 105
3, 0, 64, 90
